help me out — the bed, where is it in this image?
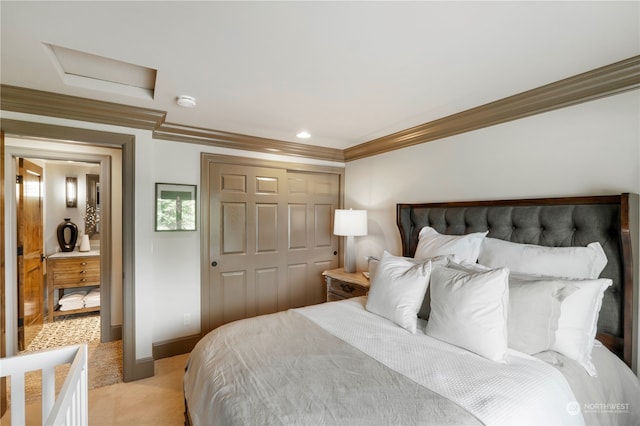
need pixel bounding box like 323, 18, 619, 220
184, 193, 640, 425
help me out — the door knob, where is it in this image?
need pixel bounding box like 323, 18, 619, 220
211, 261, 218, 267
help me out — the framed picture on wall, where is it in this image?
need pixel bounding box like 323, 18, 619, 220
155, 183, 197, 231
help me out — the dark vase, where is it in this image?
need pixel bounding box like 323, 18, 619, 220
57, 218, 78, 252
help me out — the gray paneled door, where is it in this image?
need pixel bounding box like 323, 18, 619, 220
206, 161, 340, 331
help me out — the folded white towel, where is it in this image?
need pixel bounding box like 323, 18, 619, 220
59, 291, 87, 303
59, 300, 85, 311
84, 288, 100, 298
82, 288, 100, 308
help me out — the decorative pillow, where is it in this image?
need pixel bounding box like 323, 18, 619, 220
478, 238, 608, 279
425, 265, 509, 362
365, 251, 432, 333
414, 226, 488, 264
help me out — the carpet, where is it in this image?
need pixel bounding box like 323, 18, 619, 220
12, 315, 123, 403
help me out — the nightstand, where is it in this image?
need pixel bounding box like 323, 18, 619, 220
323, 268, 370, 302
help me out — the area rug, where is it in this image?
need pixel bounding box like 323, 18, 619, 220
9, 315, 123, 403
25, 315, 102, 350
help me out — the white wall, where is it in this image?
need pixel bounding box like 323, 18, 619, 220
345, 90, 640, 371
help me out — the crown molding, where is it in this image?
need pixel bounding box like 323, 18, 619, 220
344, 55, 640, 161
0, 84, 343, 162
2, 55, 638, 163
153, 122, 344, 162
0, 85, 166, 130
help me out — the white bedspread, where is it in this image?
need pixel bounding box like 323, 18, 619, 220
296, 297, 585, 426
185, 306, 482, 425
535, 342, 640, 426
186, 296, 640, 425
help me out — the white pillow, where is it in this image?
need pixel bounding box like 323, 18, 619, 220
509, 272, 611, 375
549, 277, 611, 376
507, 274, 573, 355
415, 255, 455, 320
365, 251, 432, 333
478, 238, 608, 279
447, 259, 611, 373
414, 226, 488, 263
425, 265, 509, 362
446, 260, 567, 355
367, 256, 380, 282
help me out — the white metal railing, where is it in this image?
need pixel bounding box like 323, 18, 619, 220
0, 344, 88, 425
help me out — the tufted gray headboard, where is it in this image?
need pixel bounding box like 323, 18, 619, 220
397, 194, 638, 367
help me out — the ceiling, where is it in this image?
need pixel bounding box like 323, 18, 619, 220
1, 1, 638, 151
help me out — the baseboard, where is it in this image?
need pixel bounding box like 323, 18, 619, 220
124, 356, 155, 382
110, 324, 123, 341
152, 334, 201, 360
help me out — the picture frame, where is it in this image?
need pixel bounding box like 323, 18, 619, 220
155, 183, 197, 231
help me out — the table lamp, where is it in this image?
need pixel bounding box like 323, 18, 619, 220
334, 209, 368, 273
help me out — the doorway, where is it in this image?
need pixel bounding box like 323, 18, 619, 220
7, 144, 116, 352
7, 146, 115, 350
21, 158, 105, 342
0, 118, 146, 383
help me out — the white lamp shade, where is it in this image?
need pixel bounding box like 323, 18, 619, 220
334, 209, 367, 236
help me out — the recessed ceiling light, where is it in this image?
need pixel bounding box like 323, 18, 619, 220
177, 95, 197, 108
296, 131, 311, 139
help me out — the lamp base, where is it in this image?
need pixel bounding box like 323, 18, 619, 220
344, 235, 356, 273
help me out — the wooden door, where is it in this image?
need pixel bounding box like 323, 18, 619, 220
207, 162, 339, 331
17, 158, 44, 351
286, 171, 340, 307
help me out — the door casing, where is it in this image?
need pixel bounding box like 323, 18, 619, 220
0, 118, 149, 382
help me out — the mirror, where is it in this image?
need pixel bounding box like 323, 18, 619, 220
86, 174, 100, 238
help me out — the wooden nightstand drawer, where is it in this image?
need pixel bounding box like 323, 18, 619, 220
323, 268, 370, 302
327, 279, 368, 299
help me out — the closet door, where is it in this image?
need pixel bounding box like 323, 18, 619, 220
205, 160, 340, 331
286, 171, 339, 308
209, 163, 287, 328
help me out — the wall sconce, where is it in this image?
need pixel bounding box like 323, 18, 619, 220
66, 177, 77, 207
334, 209, 368, 273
